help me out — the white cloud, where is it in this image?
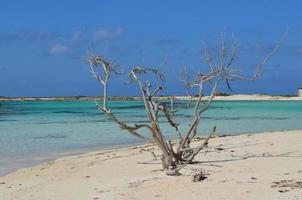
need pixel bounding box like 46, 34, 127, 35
49, 44, 69, 55
93, 27, 124, 41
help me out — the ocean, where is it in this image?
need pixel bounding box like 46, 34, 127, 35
1, 100, 302, 175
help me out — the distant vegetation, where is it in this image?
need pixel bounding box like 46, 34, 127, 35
280, 94, 296, 97
75, 96, 86, 100
194, 92, 230, 97
214, 92, 230, 96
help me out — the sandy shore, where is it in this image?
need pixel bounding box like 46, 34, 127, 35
1, 130, 302, 200
206, 94, 302, 101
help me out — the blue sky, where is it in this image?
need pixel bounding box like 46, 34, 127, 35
0, 0, 301, 97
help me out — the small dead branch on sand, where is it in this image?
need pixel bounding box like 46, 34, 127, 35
272, 179, 302, 193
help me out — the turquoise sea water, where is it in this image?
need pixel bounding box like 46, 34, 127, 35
1, 100, 302, 175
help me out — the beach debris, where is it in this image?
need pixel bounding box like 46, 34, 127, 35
215, 147, 225, 151
97, 190, 110, 194
278, 189, 290, 193
192, 170, 207, 182
272, 179, 302, 192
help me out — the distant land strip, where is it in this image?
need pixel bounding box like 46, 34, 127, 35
1, 94, 302, 102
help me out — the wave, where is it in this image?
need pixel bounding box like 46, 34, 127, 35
52, 111, 87, 114
37, 119, 108, 124
32, 134, 67, 139
202, 116, 289, 120
0, 119, 18, 122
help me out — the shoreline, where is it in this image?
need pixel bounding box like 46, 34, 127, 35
0, 129, 297, 177
1, 94, 302, 102
1, 130, 302, 199
0, 140, 144, 177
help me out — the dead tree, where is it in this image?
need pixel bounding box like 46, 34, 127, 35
87, 34, 280, 175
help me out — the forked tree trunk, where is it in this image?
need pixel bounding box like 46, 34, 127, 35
161, 154, 174, 170
103, 83, 108, 109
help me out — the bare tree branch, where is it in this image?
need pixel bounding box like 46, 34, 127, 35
87, 32, 282, 176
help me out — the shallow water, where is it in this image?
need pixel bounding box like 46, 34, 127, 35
1, 100, 302, 175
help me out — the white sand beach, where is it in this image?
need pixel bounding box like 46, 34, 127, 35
175, 94, 302, 101
1, 94, 302, 102
1, 130, 302, 200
